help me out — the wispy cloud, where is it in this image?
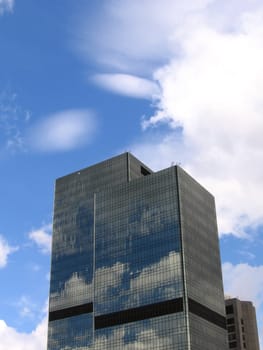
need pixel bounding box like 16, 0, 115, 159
0, 235, 18, 268
16, 296, 36, 319
28, 109, 96, 152
0, 90, 30, 154
0, 0, 14, 15
239, 250, 256, 261
73, 0, 212, 74
0, 93, 96, 154
92, 73, 159, 99
74, 0, 263, 73
29, 224, 52, 254
74, 0, 263, 237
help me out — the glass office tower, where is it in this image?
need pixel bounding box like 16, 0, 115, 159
47, 153, 227, 349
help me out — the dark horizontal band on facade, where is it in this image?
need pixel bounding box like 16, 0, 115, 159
49, 302, 93, 322
49, 297, 226, 330
95, 297, 184, 329
188, 298, 226, 329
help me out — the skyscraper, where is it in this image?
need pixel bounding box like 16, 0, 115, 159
47, 153, 227, 349
225, 297, 260, 350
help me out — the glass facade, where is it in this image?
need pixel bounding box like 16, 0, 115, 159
47, 153, 227, 349
177, 167, 227, 349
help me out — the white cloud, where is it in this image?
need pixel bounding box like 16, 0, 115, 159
0, 235, 18, 268
223, 262, 263, 307
76, 0, 263, 237
131, 132, 185, 170
0, 0, 14, 15
28, 109, 96, 152
132, 14, 263, 236
0, 299, 48, 350
29, 224, 52, 254
75, 0, 263, 73
92, 74, 159, 99
0, 316, 47, 350
74, 0, 212, 73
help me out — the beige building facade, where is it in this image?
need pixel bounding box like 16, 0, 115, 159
225, 297, 260, 350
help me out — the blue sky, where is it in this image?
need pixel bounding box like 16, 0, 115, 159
0, 0, 263, 348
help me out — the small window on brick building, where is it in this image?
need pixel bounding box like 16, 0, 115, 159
228, 333, 236, 341
226, 304, 234, 314
227, 325, 235, 333
227, 318, 235, 325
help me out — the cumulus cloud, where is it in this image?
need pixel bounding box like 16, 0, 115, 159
0, 316, 47, 350
92, 74, 159, 99
142, 14, 263, 236
0, 0, 14, 15
223, 262, 263, 308
0, 235, 18, 268
0, 298, 48, 350
29, 224, 52, 254
28, 109, 96, 152
74, 0, 263, 237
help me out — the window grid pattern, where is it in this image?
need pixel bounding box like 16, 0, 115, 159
48, 313, 93, 350
177, 167, 227, 349
178, 167, 225, 315
94, 313, 187, 350
95, 169, 184, 318
188, 313, 228, 350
